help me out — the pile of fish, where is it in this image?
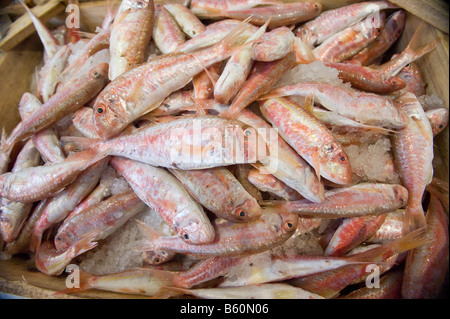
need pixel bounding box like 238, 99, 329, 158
0, 0, 448, 299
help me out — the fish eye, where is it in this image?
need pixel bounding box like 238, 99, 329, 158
183, 233, 189, 240
56, 236, 62, 241
154, 258, 160, 263
239, 211, 246, 217
339, 154, 347, 163
284, 221, 294, 230
97, 107, 104, 114
398, 196, 406, 204
377, 28, 382, 33
405, 63, 410, 68
439, 124, 444, 129
93, 71, 100, 78
243, 128, 253, 137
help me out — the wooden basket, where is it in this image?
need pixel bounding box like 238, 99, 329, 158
0, 0, 448, 299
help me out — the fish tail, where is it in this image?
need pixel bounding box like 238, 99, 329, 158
18, 0, 59, 57
354, 226, 430, 262
403, 204, 427, 234
215, 16, 254, 56
135, 220, 162, 252
404, 23, 440, 61
52, 270, 96, 295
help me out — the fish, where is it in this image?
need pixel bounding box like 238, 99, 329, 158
54, 267, 175, 296
153, 5, 185, 54
220, 51, 297, 119
213, 20, 269, 104
63, 115, 265, 170
295, 0, 397, 47
312, 12, 384, 63
426, 108, 449, 137
391, 93, 434, 232
219, 252, 372, 287
38, 45, 71, 102
109, 156, 215, 244
289, 227, 430, 298
30, 158, 108, 252
371, 23, 440, 78
367, 210, 405, 244
251, 27, 295, 62
247, 165, 303, 201
35, 232, 99, 276
202, 2, 322, 29
4, 199, 47, 255
349, 10, 406, 66
137, 207, 298, 258
61, 28, 111, 78
164, 3, 206, 38
262, 82, 406, 130
324, 214, 387, 256
19, 0, 61, 59
148, 90, 195, 117
175, 19, 258, 53
396, 61, 427, 97
169, 167, 262, 222
93, 21, 252, 139
71, 107, 99, 138
0, 140, 41, 243
3, 63, 109, 152
264, 183, 408, 218
190, 0, 284, 17
259, 97, 352, 185
108, 0, 155, 80
401, 195, 449, 299
207, 102, 324, 203
339, 268, 404, 299
0, 149, 108, 203
166, 283, 325, 299
54, 190, 146, 251
323, 61, 406, 94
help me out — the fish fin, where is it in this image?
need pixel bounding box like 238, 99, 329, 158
18, 0, 59, 57
52, 270, 95, 295
293, 36, 316, 64
73, 231, 100, 256
60, 136, 102, 152
215, 16, 254, 57
259, 88, 285, 100
310, 150, 321, 182
303, 95, 315, 114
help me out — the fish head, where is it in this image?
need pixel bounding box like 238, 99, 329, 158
392, 184, 409, 208
320, 143, 353, 185
177, 214, 216, 245
93, 92, 130, 140
386, 75, 406, 92
386, 10, 406, 41
231, 197, 262, 222
262, 207, 298, 235
279, 211, 299, 234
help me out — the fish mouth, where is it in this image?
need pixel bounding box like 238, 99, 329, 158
232, 198, 262, 222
